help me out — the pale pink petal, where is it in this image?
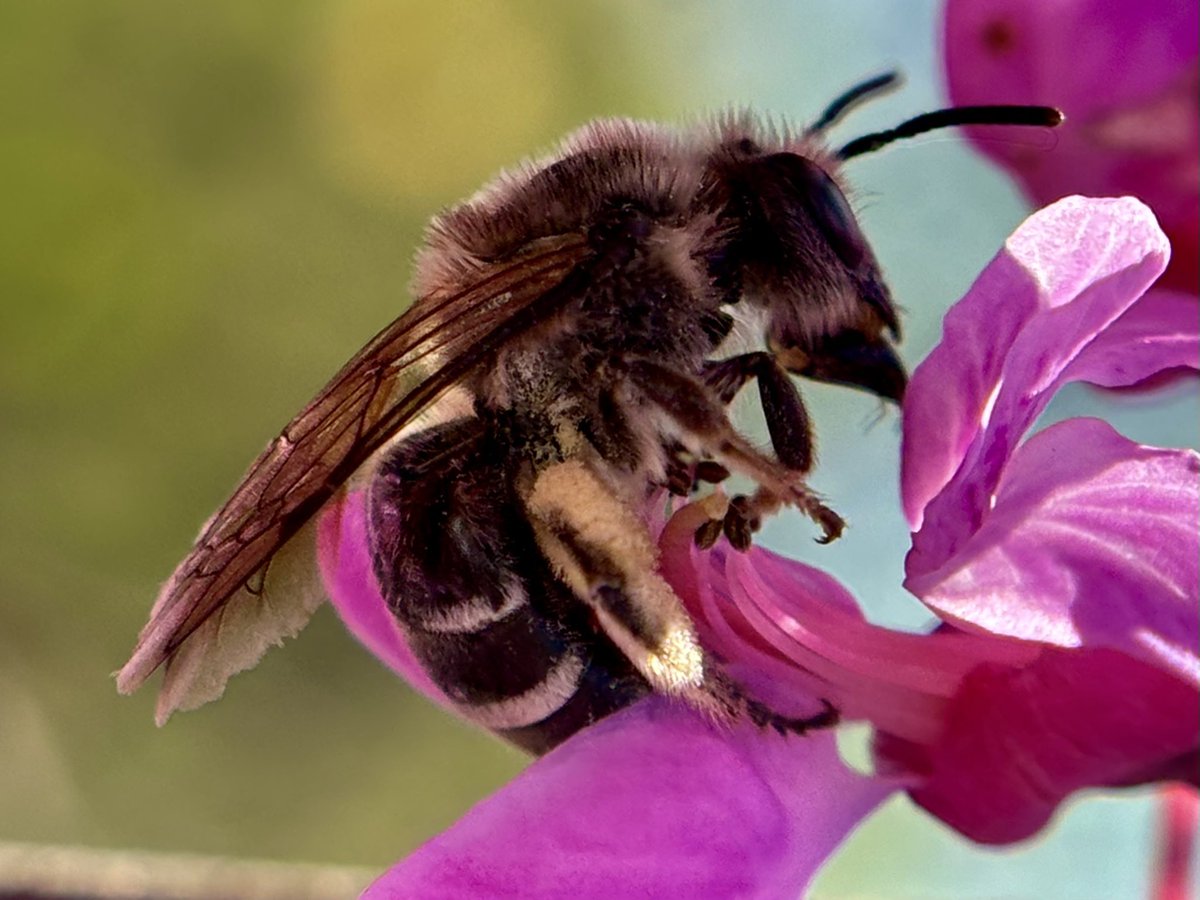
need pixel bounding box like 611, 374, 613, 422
876, 647, 1200, 844
902, 196, 1169, 550
907, 418, 1200, 686
944, 0, 1199, 292
364, 697, 892, 899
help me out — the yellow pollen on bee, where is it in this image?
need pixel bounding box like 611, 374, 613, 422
644, 622, 706, 693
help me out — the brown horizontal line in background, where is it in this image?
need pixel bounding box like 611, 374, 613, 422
0, 841, 375, 900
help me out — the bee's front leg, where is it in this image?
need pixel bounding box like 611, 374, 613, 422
702, 351, 814, 473
624, 357, 843, 547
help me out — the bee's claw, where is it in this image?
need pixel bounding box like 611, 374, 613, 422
812, 505, 845, 543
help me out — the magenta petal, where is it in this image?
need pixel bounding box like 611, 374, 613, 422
908, 418, 1200, 684
881, 647, 1200, 845
365, 698, 892, 898
1067, 289, 1200, 388
945, 0, 1198, 120
902, 197, 1169, 549
316, 492, 447, 706
944, 0, 1199, 293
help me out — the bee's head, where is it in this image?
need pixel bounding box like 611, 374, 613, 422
700, 75, 1062, 405
700, 130, 904, 402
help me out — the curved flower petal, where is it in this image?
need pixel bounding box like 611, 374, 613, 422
658, 503, 1038, 744
902, 196, 1170, 546
363, 698, 891, 898
661, 504, 1198, 847
908, 417, 1200, 686
876, 646, 1199, 844
944, 0, 1199, 293
1067, 289, 1200, 389
884, 192, 1200, 843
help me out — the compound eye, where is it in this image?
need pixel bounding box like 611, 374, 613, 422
797, 159, 869, 271
762, 153, 870, 271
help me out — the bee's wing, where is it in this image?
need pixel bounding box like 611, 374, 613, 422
118, 234, 593, 723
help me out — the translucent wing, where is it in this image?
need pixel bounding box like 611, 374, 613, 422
118, 233, 593, 722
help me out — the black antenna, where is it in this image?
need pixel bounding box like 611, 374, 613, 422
838, 105, 1064, 159
808, 71, 902, 133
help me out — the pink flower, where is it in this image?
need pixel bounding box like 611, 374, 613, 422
320, 492, 893, 897
943, 0, 1199, 296
318, 197, 1198, 894
886, 195, 1198, 839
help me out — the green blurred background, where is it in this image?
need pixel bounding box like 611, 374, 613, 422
2, 1, 1196, 896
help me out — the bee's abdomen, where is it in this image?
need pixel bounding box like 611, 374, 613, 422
367, 417, 648, 755
495, 625, 649, 754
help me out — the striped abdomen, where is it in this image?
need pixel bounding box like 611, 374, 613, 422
367, 418, 648, 755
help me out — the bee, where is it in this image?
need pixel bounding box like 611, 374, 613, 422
118, 74, 1061, 754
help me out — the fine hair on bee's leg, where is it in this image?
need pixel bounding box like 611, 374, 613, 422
367, 417, 648, 755
622, 358, 844, 546
523, 456, 839, 734
520, 458, 719, 709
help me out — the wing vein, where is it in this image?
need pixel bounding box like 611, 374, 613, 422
117, 234, 594, 698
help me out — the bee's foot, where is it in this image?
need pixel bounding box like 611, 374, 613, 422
779, 482, 845, 543
722, 494, 761, 552
693, 459, 731, 487
693, 517, 724, 549
801, 499, 844, 544
692, 491, 731, 549
663, 443, 693, 497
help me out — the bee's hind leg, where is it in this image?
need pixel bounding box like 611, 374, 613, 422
521, 458, 712, 705
522, 455, 839, 734
704, 663, 840, 736
744, 694, 840, 736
